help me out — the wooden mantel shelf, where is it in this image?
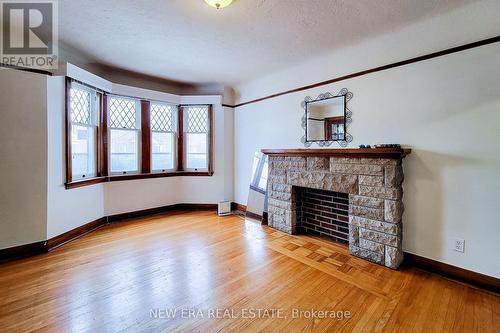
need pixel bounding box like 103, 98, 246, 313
261, 148, 411, 159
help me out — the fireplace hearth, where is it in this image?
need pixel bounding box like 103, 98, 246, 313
262, 148, 411, 269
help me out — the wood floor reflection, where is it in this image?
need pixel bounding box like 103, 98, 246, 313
0, 210, 498, 332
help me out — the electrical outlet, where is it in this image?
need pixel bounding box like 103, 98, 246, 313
454, 238, 465, 253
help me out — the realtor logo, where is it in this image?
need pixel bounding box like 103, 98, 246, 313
1, 0, 58, 69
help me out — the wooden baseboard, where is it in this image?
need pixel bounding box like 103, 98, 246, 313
107, 203, 217, 223
404, 253, 499, 294
1, 203, 218, 263
231, 202, 268, 225
231, 202, 246, 213
245, 211, 263, 221
47, 217, 107, 251
0, 241, 47, 263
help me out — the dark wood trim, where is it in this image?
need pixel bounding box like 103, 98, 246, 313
231, 202, 268, 225
101, 94, 109, 176
404, 252, 500, 294
65, 171, 214, 188
108, 171, 212, 182
177, 106, 184, 171
65, 177, 107, 189
64, 84, 216, 188
0, 241, 47, 263
1, 203, 218, 262
231, 202, 247, 213
66, 79, 107, 186
107, 203, 217, 223
208, 104, 214, 174
245, 211, 263, 221
261, 148, 411, 159
46, 217, 107, 251
140, 100, 151, 173
178, 104, 214, 173
96, 93, 104, 176
65, 77, 73, 184
232, 35, 500, 108
0, 63, 52, 76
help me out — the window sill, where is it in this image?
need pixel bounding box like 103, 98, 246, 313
65, 177, 107, 189
108, 171, 213, 182
65, 171, 214, 189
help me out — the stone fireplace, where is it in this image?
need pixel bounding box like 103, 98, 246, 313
262, 148, 411, 269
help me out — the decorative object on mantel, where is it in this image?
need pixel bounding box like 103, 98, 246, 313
375, 144, 401, 148
262, 147, 411, 269
300, 88, 353, 148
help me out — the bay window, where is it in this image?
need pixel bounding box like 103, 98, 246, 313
64, 76, 213, 188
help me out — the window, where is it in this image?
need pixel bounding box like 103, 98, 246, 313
65, 79, 214, 188
109, 96, 141, 174
151, 103, 176, 171
184, 105, 209, 171
69, 83, 98, 180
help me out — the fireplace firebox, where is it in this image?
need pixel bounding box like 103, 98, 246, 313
296, 187, 349, 244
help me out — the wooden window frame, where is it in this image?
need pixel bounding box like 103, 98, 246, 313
108, 95, 142, 176
150, 101, 177, 173
179, 104, 213, 174
65, 79, 214, 189
65, 77, 107, 189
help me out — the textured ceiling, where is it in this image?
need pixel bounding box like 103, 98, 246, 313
59, 0, 475, 86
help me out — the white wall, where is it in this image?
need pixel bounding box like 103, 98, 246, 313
46, 76, 105, 238
104, 103, 234, 215
0, 69, 48, 248
233, 43, 500, 278
235, 0, 500, 104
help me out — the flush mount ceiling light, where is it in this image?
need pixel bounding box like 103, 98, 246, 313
204, 0, 233, 9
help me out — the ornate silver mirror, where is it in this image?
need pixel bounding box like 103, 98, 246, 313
300, 88, 353, 147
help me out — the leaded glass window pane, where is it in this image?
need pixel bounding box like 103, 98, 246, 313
70, 87, 93, 125
186, 106, 208, 133
109, 97, 139, 129
151, 103, 175, 132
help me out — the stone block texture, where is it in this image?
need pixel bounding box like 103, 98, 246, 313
267, 155, 406, 269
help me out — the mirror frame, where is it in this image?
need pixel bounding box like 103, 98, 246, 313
300, 88, 353, 147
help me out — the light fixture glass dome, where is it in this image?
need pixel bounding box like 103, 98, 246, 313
204, 0, 233, 9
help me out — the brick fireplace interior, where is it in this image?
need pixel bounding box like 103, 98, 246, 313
296, 187, 349, 244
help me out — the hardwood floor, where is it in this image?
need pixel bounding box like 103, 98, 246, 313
0, 210, 498, 332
